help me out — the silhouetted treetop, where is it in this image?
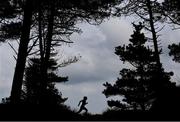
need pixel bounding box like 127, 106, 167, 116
103, 23, 173, 111
113, 0, 165, 78
115, 23, 156, 66
103, 23, 156, 110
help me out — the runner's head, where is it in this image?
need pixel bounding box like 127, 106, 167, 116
84, 96, 87, 100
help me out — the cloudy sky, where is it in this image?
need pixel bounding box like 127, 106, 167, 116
1, 17, 180, 114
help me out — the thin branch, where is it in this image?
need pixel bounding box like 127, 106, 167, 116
8, 42, 18, 55
156, 25, 165, 33
135, 11, 150, 22
13, 55, 17, 61
52, 39, 74, 43
27, 38, 38, 54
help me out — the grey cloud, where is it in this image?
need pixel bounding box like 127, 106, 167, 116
58, 18, 133, 84
99, 18, 133, 48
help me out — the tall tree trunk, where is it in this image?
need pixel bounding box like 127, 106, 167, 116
146, 0, 163, 91
45, 1, 55, 63
10, 0, 33, 103
146, 0, 161, 71
40, 1, 55, 103
38, 0, 44, 64
38, 0, 45, 103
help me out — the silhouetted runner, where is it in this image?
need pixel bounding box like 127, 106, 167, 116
77, 96, 88, 114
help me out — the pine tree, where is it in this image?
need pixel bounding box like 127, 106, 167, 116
103, 23, 173, 111
23, 55, 68, 105
115, 0, 163, 69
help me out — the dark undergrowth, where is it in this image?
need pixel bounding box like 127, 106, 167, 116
0, 104, 179, 121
